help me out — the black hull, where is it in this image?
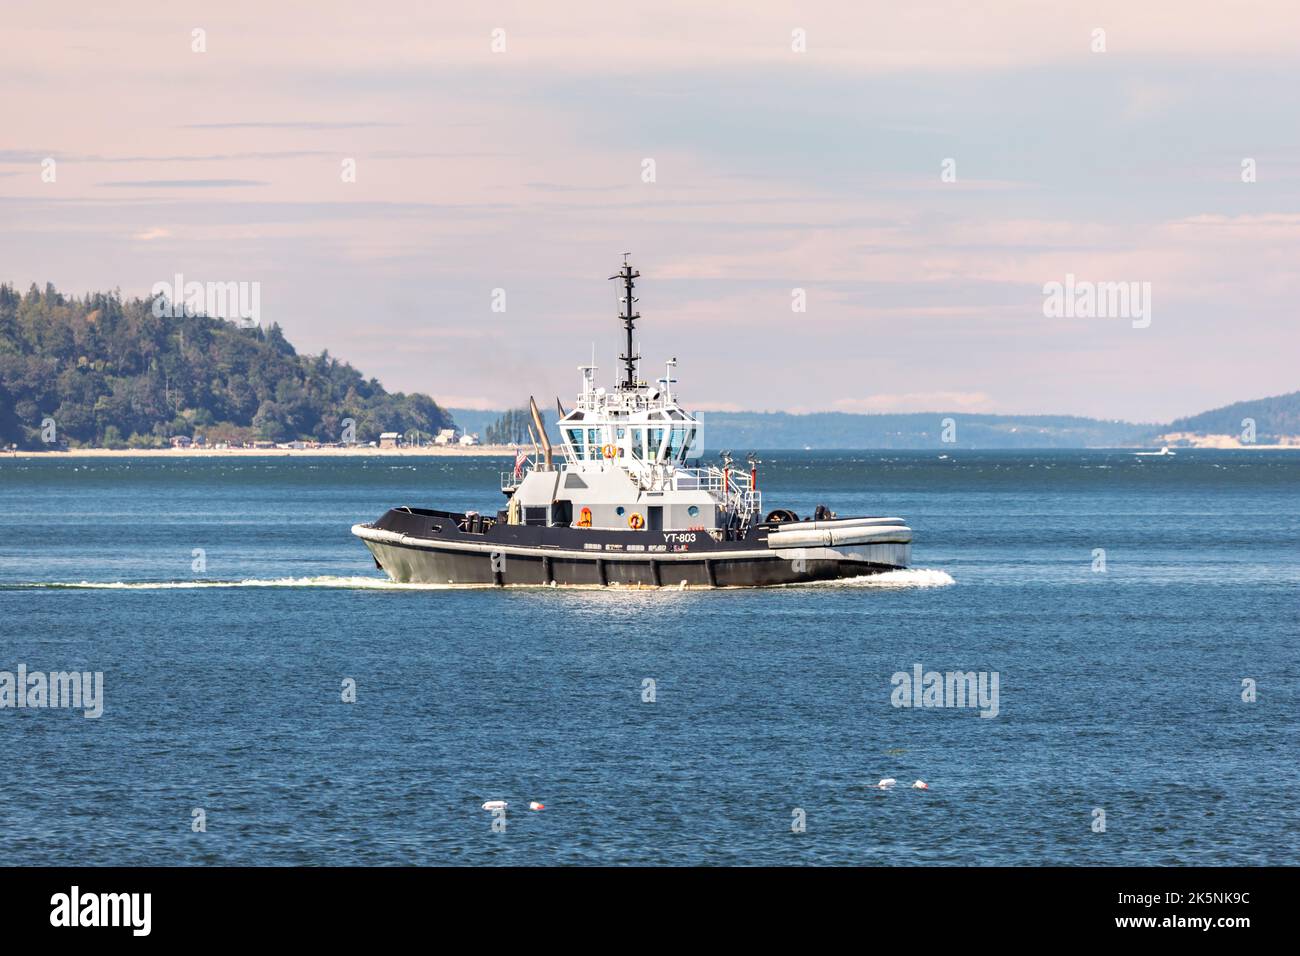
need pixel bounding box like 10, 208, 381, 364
357, 533, 906, 588
353, 506, 911, 588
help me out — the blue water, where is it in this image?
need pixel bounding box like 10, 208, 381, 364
0, 451, 1296, 865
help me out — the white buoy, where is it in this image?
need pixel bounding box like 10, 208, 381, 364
912, 780, 928, 790
481, 800, 507, 811
529, 801, 544, 811
876, 778, 897, 790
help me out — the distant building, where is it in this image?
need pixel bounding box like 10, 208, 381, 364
170, 435, 191, 448
434, 428, 457, 446
379, 432, 400, 448
458, 433, 480, 446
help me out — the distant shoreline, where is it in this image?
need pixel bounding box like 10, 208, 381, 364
4, 444, 1298, 459
4, 445, 518, 459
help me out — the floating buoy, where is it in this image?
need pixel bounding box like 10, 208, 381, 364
481, 800, 507, 811
912, 780, 928, 790
876, 778, 897, 790
529, 801, 544, 811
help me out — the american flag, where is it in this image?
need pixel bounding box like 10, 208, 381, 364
513, 448, 528, 479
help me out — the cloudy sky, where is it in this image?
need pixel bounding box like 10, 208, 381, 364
3, 1, 1298, 422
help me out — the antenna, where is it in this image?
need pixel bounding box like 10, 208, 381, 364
659, 357, 678, 402
608, 254, 641, 389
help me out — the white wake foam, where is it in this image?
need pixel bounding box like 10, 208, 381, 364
21, 576, 452, 591
814, 568, 955, 589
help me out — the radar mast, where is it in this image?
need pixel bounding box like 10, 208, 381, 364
608, 254, 641, 389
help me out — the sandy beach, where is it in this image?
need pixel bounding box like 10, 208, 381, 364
4, 445, 518, 459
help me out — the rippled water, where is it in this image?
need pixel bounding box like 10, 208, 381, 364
0, 451, 1296, 865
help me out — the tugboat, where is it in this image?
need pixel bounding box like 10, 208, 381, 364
352, 257, 912, 587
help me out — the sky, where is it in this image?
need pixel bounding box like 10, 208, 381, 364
2, 0, 1298, 423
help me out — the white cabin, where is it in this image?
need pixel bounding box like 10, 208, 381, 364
500, 259, 762, 535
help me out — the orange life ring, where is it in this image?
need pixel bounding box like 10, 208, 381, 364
627, 512, 645, 530
578, 507, 592, 528
602, 443, 616, 459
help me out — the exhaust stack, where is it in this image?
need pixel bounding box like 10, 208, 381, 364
529, 396, 552, 469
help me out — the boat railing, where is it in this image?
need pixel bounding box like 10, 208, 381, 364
671, 467, 761, 519
674, 466, 754, 492
673, 467, 723, 492
500, 458, 555, 491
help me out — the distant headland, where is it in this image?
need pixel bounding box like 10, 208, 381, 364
0, 282, 456, 452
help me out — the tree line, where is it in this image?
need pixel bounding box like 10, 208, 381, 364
483, 407, 544, 445
0, 283, 454, 448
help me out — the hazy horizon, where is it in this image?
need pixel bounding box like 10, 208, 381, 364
4, 1, 1298, 422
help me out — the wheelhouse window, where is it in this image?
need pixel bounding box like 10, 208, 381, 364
566, 427, 586, 460
668, 426, 693, 461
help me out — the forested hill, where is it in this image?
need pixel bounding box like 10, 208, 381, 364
0, 283, 452, 448
1162, 391, 1300, 441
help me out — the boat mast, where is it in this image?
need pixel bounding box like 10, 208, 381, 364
609, 253, 640, 389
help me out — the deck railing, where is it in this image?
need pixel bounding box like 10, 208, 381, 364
500, 457, 555, 491
674, 466, 753, 492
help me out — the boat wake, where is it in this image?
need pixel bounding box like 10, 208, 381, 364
11, 576, 453, 591
803, 568, 955, 589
